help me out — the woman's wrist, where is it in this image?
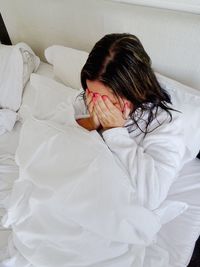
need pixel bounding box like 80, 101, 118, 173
76, 117, 101, 131
87, 117, 96, 130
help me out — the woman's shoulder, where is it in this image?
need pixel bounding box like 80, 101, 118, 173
154, 107, 183, 139
126, 103, 184, 137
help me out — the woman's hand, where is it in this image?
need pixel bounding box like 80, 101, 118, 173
85, 89, 102, 130
93, 94, 131, 130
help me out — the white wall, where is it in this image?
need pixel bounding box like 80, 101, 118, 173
1, 0, 200, 89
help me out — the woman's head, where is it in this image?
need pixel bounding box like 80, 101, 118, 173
85, 79, 133, 112
80, 33, 175, 135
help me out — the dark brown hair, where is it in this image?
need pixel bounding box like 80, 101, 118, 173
80, 33, 177, 136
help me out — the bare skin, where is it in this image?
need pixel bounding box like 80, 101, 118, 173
76, 80, 133, 131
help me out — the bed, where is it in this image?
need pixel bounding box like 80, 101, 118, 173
0, 1, 200, 266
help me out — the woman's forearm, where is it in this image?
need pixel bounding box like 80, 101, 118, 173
76, 117, 96, 131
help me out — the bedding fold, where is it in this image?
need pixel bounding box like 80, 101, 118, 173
0, 109, 17, 136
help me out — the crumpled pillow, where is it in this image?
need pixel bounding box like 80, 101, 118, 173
0, 42, 40, 135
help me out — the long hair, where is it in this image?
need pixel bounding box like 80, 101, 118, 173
80, 33, 177, 136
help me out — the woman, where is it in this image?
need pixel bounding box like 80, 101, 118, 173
74, 33, 185, 210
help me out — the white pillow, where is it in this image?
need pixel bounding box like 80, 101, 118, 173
156, 73, 200, 160
0, 42, 40, 94
18, 73, 80, 123
0, 42, 40, 135
45, 45, 88, 89
19, 44, 40, 87
0, 42, 40, 110
44, 45, 200, 160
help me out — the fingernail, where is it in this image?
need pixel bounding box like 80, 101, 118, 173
102, 95, 108, 100
93, 93, 100, 97
122, 103, 128, 111
93, 94, 100, 100
93, 96, 98, 103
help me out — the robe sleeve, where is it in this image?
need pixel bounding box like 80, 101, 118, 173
101, 112, 185, 210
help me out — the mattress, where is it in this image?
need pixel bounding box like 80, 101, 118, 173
0, 62, 200, 266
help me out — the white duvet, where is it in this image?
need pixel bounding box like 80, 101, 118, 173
1, 110, 161, 266
0, 75, 188, 267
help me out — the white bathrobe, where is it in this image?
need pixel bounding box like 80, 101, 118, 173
73, 92, 186, 211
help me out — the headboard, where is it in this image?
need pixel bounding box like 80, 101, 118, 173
0, 13, 12, 45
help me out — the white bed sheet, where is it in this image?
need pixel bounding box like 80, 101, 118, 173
0, 62, 200, 266
157, 158, 200, 266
